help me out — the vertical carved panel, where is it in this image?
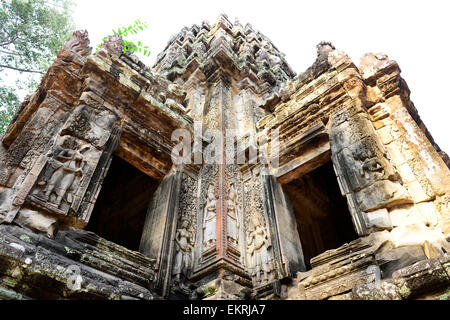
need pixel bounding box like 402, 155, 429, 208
330, 105, 412, 235
225, 165, 244, 264
20, 104, 119, 224
243, 171, 276, 286
139, 170, 182, 297
197, 164, 219, 265
171, 173, 198, 293
262, 174, 305, 278
29, 135, 95, 214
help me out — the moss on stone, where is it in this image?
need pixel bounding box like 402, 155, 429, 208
64, 246, 75, 255
397, 284, 411, 298
200, 285, 218, 298
438, 289, 450, 300
0, 286, 25, 300
19, 235, 32, 244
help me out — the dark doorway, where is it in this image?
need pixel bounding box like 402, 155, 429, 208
86, 155, 159, 251
282, 161, 358, 269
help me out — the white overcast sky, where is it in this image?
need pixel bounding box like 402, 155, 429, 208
74, 0, 450, 153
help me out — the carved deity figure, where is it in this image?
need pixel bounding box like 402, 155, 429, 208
203, 183, 217, 248
255, 40, 281, 67
43, 139, 89, 206
227, 183, 240, 247
160, 45, 185, 71
193, 41, 206, 56
211, 29, 233, 50
175, 46, 187, 64
247, 212, 274, 285
256, 40, 273, 61
172, 216, 195, 285
239, 41, 253, 60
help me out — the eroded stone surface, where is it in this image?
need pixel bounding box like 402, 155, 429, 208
0, 14, 449, 300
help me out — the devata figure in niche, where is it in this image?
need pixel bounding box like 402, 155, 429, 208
172, 215, 194, 287
203, 183, 217, 248
40, 136, 89, 207
247, 212, 274, 285
227, 182, 240, 246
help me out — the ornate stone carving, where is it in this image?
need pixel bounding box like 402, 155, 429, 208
203, 182, 217, 248
1, 14, 449, 302
172, 215, 195, 287
226, 182, 240, 247
173, 173, 198, 288
33, 135, 90, 209
238, 41, 254, 60
43, 141, 88, 206
243, 174, 275, 286
246, 211, 275, 285
330, 107, 412, 233
101, 34, 124, 57
193, 41, 206, 57
56, 30, 91, 61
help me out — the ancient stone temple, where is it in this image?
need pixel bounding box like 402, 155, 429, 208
0, 14, 449, 300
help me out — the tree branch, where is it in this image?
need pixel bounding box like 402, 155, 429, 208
0, 64, 45, 74
0, 49, 22, 56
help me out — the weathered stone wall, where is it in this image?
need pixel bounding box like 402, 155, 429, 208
0, 14, 448, 300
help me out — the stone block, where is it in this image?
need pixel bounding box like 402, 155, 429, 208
355, 180, 412, 212
376, 125, 394, 145
389, 205, 418, 227
389, 223, 447, 247
396, 163, 416, 184
375, 245, 427, 279
368, 103, 391, 122
392, 257, 449, 299
386, 140, 407, 166
14, 208, 57, 238
415, 202, 438, 227
351, 279, 402, 300
366, 208, 392, 230
423, 240, 442, 259
405, 180, 433, 203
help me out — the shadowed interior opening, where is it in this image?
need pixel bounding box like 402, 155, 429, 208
282, 161, 358, 270
86, 155, 159, 251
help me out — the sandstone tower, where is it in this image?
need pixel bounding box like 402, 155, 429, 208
0, 14, 449, 300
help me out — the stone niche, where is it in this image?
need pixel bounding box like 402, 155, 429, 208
0, 15, 449, 301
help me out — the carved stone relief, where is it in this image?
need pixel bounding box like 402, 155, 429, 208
226, 182, 240, 247
195, 165, 219, 267
246, 211, 275, 285
223, 165, 245, 265
330, 106, 412, 234
173, 172, 198, 289
172, 216, 195, 290
17, 101, 119, 224
30, 135, 91, 212
243, 173, 275, 286
203, 182, 217, 249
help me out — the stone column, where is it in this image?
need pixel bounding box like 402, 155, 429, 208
139, 169, 182, 297
262, 174, 306, 277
